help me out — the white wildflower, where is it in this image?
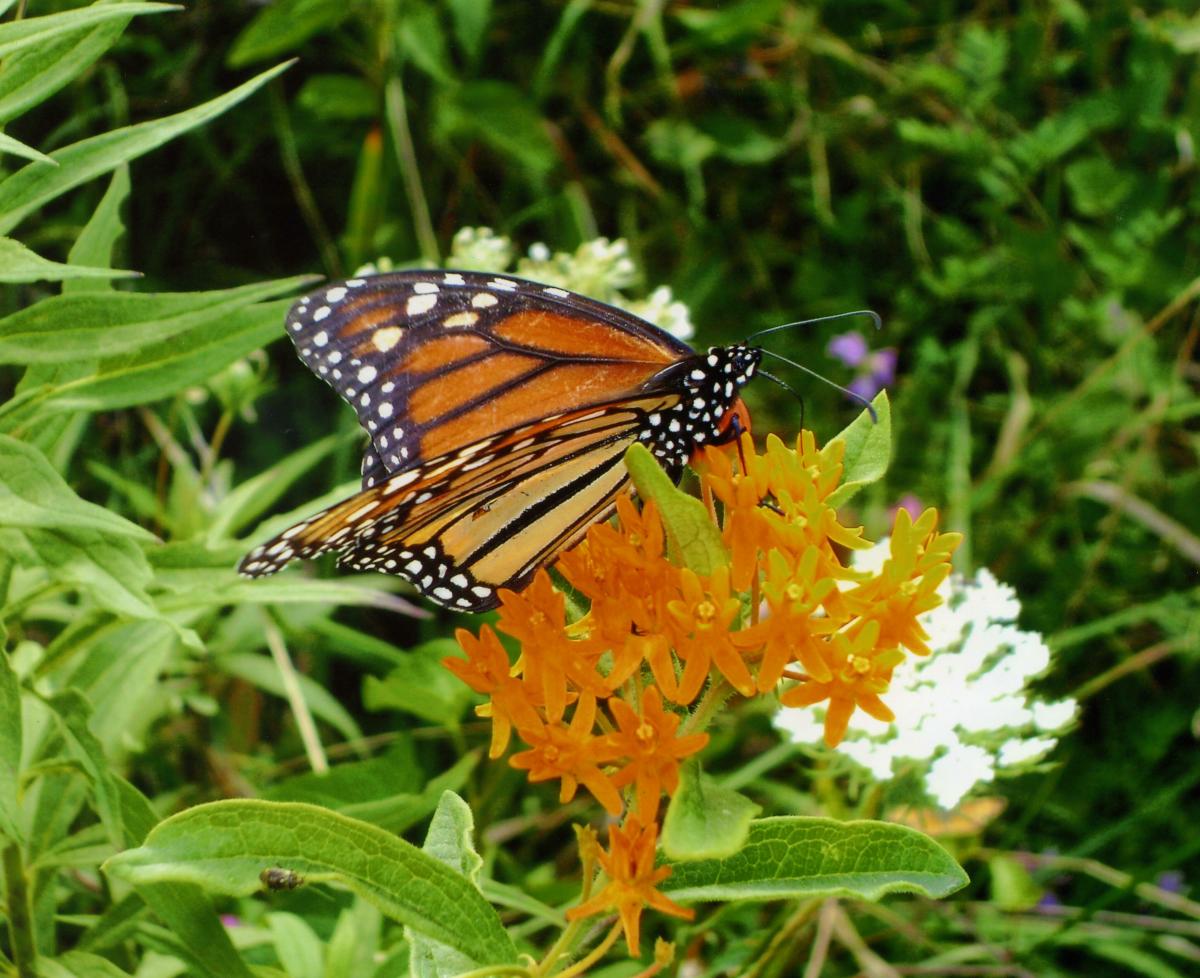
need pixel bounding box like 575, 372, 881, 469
625, 285, 696, 341
447, 227, 514, 272
362, 230, 699, 342
775, 551, 1077, 810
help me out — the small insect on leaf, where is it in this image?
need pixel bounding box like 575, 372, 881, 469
260, 866, 304, 891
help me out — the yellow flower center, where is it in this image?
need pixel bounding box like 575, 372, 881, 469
696, 600, 717, 628
785, 582, 804, 603
636, 721, 655, 746
849, 655, 871, 675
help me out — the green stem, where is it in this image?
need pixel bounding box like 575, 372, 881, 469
384, 76, 439, 264
3, 844, 37, 978
680, 678, 732, 737
269, 81, 341, 278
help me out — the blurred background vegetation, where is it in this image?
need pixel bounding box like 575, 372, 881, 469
4, 0, 1200, 974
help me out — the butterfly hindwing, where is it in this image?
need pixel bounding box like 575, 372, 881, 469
285, 271, 694, 479
239, 395, 682, 611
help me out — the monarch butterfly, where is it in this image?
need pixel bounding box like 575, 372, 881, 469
240, 270, 833, 612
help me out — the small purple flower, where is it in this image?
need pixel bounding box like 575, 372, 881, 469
1155, 870, 1186, 895
889, 493, 924, 525
827, 331, 897, 401
827, 331, 869, 368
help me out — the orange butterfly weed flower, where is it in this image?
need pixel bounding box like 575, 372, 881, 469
445, 426, 961, 956
509, 691, 624, 815
567, 817, 692, 957
607, 687, 708, 821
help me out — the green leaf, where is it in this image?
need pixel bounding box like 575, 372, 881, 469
16, 527, 158, 622
0, 650, 22, 841
398, 3, 458, 86
661, 760, 761, 861
421, 792, 483, 883
64, 165, 131, 295
104, 800, 518, 967
0, 130, 55, 165
0, 438, 166, 619
661, 816, 969, 903
624, 442, 728, 575
533, 0, 594, 99
208, 433, 341, 541
265, 746, 477, 835
308, 620, 409, 670
228, 0, 349, 67
0, 435, 156, 542
0, 235, 138, 284
45, 690, 124, 847
0, 3, 175, 61
435, 81, 557, 179
363, 638, 475, 728
158, 572, 424, 619
133, 881, 257, 978
109, 780, 255, 978
0, 19, 130, 125
0, 61, 291, 235
1064, 155, 1136, 218
268, 912, 324, 978
446, 0, 491, 65
0, 278, 305, 364
986, 852, 1041, 910
699, 113, 785, 165
410, 792, 484, 978
824, 390, 891, 508
325, 900, 382, 978
296, 74, 378, 121
37, 297, 299, 413
67, 621, 177, 758
216, 651, 364, 745
266, 742, 423, 806
645, 119, 718, 170
35, 951, 134, 978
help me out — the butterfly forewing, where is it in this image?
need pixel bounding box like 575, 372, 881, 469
284, 271, 694, 484
239, 396, 682, 611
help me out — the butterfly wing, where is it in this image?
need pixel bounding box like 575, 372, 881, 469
284, 271, 694, 485
238, 394, 683, 611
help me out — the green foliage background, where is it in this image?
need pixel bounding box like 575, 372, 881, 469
2, 1, 1199, 976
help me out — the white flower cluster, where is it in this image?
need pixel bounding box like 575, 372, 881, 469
776, 551, 1078, 809
446, 227, 514, 273
374, 227, 698, 341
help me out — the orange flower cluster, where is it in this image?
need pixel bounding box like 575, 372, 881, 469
445, 429, 961, 955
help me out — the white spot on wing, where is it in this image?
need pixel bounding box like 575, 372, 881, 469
406, 293, 438, 316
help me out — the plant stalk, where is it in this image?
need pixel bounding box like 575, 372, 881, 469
2, 843, 37, 978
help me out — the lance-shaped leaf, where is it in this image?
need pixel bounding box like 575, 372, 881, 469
0, 60, 290, 234
625, 442, 728, 575
0, 235, 138, 284
825, 390, 891, 509
660, 816, 968, 903
104, 800, 518, 967
0, 278, 308, 364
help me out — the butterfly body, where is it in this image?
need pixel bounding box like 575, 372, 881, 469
240, 270, 761, 611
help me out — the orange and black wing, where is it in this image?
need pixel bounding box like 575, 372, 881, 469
238, 394, 683, 611
283, 270, 694, 488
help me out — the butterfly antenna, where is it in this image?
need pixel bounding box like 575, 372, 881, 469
746, 309, 882, 344
757, 368, 807, 430
759, 349, 878, 423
